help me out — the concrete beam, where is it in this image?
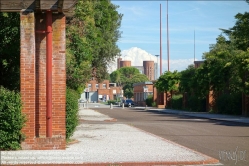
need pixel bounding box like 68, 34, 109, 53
0, 0, 76, 12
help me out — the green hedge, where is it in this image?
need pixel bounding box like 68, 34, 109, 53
107, 100, 116, 105
66, 88, 79, 140
187, 96, 202, 112
145, 95, 153, 106
216, 93, 242, 115
0, 86, 26, 150
171, 94, 183, 110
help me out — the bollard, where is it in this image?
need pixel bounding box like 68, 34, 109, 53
145, 105, 147, 110
122, 103, 124, 109
110, 103, 113, 109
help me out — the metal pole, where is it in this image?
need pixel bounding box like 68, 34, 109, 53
167, 0, 170, 71
46, 10, 52, 138
160, 4, 162, 75
194, 30, 195, 62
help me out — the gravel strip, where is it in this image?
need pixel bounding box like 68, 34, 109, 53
1, 109, 217, 165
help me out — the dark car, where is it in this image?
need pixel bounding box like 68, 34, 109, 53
123, 99, 135, 107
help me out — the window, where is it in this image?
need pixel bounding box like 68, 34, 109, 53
88, 84, 92, 88
103, 84, 106, 89
96, 84, 99, 89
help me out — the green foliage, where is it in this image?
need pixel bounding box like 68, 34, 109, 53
0, 13, 20, 91
66, 0, 123, 90
107, 100, 116, 105
221, 11, 249, 51
155, 71, 180, 93
171, 94, 183, 110
188, 95, 201, 112
66, 88, 79, 140
179, 65, 196, 94
110, 67, 149, 98
216, 93, 242, 115
145, 95, 153, 106
0, 86, 26, 150
152, 102, 157, 107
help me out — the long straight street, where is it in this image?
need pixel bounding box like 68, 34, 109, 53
91, 106, 249, 166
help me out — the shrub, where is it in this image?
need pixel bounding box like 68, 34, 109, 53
107, 100, 116, 105
66, 88, 79, 140
216, 93, 242, 115
0, 86, 26, 150
171, 94, 183, 110
188, 96, 201, 111
145, 95, 153, 106
152, 102, 157, 107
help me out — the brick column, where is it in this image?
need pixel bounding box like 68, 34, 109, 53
20, 10, 36, 150
20, 11, 66, 150
33, 13, 66, 149
51, 13, 66, 139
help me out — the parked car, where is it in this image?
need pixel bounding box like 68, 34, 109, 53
122, 99, 135, 107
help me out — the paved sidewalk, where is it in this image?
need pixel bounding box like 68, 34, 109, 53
135, 107, 249, 124
1, 108, 220, 166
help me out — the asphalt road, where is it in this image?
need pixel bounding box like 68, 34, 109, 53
90, 106, 249, 166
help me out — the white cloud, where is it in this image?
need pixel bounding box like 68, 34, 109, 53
108, 47, 196, 74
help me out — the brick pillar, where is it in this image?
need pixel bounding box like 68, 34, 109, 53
33, 12, 66, 150
20, 11, 66, 150
207, 90, 214, 112
20, 10, 36, 150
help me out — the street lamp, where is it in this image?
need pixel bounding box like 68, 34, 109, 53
155, 55, 159, 79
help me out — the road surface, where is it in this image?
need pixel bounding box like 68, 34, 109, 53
86, 105, 249, 166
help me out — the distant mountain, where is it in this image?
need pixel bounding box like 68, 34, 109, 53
108, 47, 195, 73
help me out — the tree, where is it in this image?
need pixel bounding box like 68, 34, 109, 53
110, 67, 149, 98
66, 0, 123, 91
220, 1, 249, 51
179, 65, 196, 94
202, 35, 242, 95
155, 71, 180, 93
0, 13, 20, 91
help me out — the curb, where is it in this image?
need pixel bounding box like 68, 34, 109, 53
1, 160, 220, 166
146, 109, 249, 125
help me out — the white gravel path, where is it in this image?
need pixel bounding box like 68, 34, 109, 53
1, 108, 218, 165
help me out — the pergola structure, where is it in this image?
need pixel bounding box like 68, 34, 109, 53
0, 0, 76, 12
0, 0, 77, 150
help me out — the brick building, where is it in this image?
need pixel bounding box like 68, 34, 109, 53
81, 80, 122, 102
133, 82, 154, 106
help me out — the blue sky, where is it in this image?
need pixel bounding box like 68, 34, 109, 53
111, 0, 248, 71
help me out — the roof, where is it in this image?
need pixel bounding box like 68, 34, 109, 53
133, 81, 153, 87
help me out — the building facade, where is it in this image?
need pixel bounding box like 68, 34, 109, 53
117, 59, 156, 81
81, 80, 122, 102
133, 82, 154, 106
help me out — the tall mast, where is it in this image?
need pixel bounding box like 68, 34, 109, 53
167, 0, 170, 71
160, 4, 162, 75
194, 30, 195, 62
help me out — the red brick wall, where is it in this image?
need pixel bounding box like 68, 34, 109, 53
21, 11, 66, 150
20, 10, 36, 149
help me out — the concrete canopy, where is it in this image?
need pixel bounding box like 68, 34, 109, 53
0, 0, 77, 12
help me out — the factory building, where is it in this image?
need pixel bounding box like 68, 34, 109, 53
117, 58, 156, 81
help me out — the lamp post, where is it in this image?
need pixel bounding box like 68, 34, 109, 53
155, 55, 159, 79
